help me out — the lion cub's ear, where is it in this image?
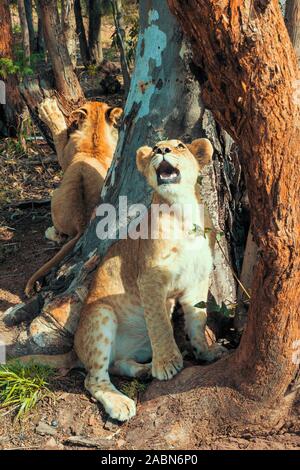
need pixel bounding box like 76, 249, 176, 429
70, 106, 88, 126
187, 138, 213, 167
136, 146, 153, 174
106, 107, 123, 126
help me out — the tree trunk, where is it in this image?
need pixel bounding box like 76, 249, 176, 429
285, 0, 300, 63
61, 0, 77, 67
235, 0, 300, 333
35, 0, 44, 53
7, 0, 236, 362
24, 0, 35, 54
0, 0, 23, 137
111, 0, 131, 97
17, 0, 31, 64
127, 0, 299, 440
88, 0, 103, 65
74, 0, 90, 66
38, 0, 83, 103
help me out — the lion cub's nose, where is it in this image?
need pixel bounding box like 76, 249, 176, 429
156, 147, 171, 155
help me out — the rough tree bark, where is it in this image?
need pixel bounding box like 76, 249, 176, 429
88, 0, 103, 65
17, 0, 31, 64
285, 0, 300, 63
61, 0, 77, 67
0, 0, 23, 137
74, 0, 90, 66
38, 0, 83, 103
6, 1, 236, 362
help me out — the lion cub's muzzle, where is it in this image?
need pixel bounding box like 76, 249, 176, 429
156, 160, 181, 185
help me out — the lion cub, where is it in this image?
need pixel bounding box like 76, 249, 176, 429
72, 138, 226, 421
25, 99, 122, 297
21, 138, 226, 421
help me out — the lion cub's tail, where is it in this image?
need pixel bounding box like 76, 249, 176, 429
16, 350, 80, 369
25, 232, 82, 297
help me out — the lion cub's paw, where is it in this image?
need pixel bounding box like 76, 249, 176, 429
152, 349, 183, 381
45, 226, 64, 243
103, 394, 136, 422
24, 281, 35, 298
196, 343, 229, 363
38, 98, 66, 130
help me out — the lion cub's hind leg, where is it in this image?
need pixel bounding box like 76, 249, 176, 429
110, 359, 151, 379
75, 303, 136, 421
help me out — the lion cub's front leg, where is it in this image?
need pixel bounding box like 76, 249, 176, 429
181, 279, 228, 362
38, 98, 68, 170
138, 272, 183, 381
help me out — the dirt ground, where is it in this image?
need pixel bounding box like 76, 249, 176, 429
0, 4, 299, 452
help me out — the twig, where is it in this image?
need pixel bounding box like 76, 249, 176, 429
6, 199, 51, 209
216, 238, 251, 300
5, 445, 42, 450
25, 156, 57, 165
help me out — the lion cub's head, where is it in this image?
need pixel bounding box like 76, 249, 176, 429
136, 139, 213, 200
70, 101, 123, 155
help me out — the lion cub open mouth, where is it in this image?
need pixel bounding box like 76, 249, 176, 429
156, 160, 181, 185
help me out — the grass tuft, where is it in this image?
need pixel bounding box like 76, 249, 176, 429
120, 379, 148, 401
0, 360, 54, 419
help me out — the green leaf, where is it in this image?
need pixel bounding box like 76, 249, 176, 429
216, 231, 225, 241
194, 301, 207, 309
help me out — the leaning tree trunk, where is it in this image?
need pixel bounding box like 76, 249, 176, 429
0, 0, 23, 137
6, 0, 237, 360
38, 0, 83, 103
285, 0, 300, 64
88, 0, 103, 65
61, 0, 77, 67
74, 0, 90, 66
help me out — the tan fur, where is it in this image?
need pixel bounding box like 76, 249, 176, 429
21, 138, 227, 421
25, 99, 122, 297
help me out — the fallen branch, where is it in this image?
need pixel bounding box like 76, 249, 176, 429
64, 435, 113, 449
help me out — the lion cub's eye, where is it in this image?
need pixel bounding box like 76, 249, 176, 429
152, 146, 158, 153
177, 143, 186, 150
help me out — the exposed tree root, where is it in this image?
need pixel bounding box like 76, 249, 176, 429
125, 354, 297, 449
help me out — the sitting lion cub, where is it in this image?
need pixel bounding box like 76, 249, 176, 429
20, 138, 226, 421
25, 99, 122, 297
